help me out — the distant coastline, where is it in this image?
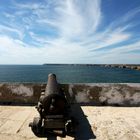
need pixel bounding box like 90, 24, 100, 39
43, 64, 140, 71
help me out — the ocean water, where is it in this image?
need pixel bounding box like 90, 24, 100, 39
0, 65, 140, 83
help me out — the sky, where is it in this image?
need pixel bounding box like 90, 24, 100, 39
0, 0, 140, 64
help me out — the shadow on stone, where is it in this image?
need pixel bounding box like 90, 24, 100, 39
69, 104, 96, 140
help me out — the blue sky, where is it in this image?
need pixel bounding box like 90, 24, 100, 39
0, 0, 140, 64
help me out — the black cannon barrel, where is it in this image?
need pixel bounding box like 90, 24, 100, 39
40, 73, 66, 115
45, 73, 59, 96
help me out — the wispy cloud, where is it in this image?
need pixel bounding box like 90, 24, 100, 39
0, 0, 140, 64
0, 24, 23, 39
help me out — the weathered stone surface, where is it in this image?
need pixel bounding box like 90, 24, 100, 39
0, 83, 140, 106
0, 83, 43, 105
0, 106, 140, 140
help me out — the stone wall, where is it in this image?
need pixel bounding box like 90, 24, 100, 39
0, 83, 140, 106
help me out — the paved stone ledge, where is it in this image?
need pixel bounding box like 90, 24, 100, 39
0, 83, 140, 106
0, 105, 140, 140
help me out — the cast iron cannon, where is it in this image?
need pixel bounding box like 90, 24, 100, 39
29, 73, 76, 137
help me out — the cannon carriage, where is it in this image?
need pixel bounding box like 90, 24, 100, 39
29, 73, 76, 136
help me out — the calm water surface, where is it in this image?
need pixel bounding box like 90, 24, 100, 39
0, 65, 140, 83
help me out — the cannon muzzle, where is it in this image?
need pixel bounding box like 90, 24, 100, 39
45, 73, 59, 95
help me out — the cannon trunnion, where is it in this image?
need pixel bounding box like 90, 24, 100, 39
29, 74, 76, 137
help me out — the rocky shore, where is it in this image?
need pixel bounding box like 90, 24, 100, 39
43, 64, 140, 71
103, 64, 140, 71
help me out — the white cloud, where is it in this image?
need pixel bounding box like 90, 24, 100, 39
0, 0, 140, 64
87, 28, 131, 51
110, 41, 140, 53
54, 0, 102, 38
0, 24, 23, 39
0, 35, 89, 64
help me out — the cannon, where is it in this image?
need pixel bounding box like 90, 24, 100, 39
29, 73, 76, 137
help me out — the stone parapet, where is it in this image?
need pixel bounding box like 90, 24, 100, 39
0, 83, 140, 106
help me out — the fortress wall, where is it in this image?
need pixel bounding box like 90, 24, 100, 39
0, 83, 140, 106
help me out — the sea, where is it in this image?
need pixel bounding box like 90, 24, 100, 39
0, 65, 140, 83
